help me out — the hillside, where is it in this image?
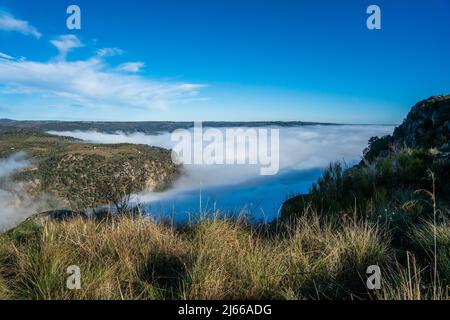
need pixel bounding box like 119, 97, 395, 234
282, 95, 450, 220
0, 131, 180, 212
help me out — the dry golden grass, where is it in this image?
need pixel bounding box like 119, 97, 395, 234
0, 216, 189, 299
183, 218, 289, 299
377, 254, 449, 300
2, 212, 440, 300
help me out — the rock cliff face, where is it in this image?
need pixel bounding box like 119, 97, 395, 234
364, 95, 450, 161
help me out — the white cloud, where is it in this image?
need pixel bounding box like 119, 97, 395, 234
0, 10, 41, 39
116, 62, 144, 73
96, 47, 124, 58
0, 18, 205, 111
0, 49, 206, 110
50, 35, 84, 61
0, 52, 14, 60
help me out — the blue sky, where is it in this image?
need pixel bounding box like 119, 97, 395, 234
0, 0, 449, 124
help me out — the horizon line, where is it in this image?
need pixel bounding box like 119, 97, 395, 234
0, 118, 399, 127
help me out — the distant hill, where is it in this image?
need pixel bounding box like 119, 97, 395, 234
0, 119, 339, 135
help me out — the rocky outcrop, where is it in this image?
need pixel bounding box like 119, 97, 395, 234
364, 95, 450, 161
393, 95, 450, 150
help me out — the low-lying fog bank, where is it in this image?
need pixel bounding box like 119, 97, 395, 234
48, 125, 394, 219
0, 152, 54, 231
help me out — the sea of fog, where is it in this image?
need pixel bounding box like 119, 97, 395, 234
47, 125, 394, 222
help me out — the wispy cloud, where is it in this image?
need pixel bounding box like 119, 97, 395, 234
0, 52, 14, 60
0, 11, 206, 113
116, 62, 145, 73
95, 47, 124, 58
0, 10, 41, 39
0, 43, 206, 110
50, 35, 84, 61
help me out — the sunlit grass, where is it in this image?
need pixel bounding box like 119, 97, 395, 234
0, 210, 447, 300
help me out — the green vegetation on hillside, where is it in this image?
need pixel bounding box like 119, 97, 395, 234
0, 132, 180, 212
282, 148, 449, 221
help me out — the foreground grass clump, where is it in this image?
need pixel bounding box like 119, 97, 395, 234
0, 212, 447, 300
0, 217, 188, 299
